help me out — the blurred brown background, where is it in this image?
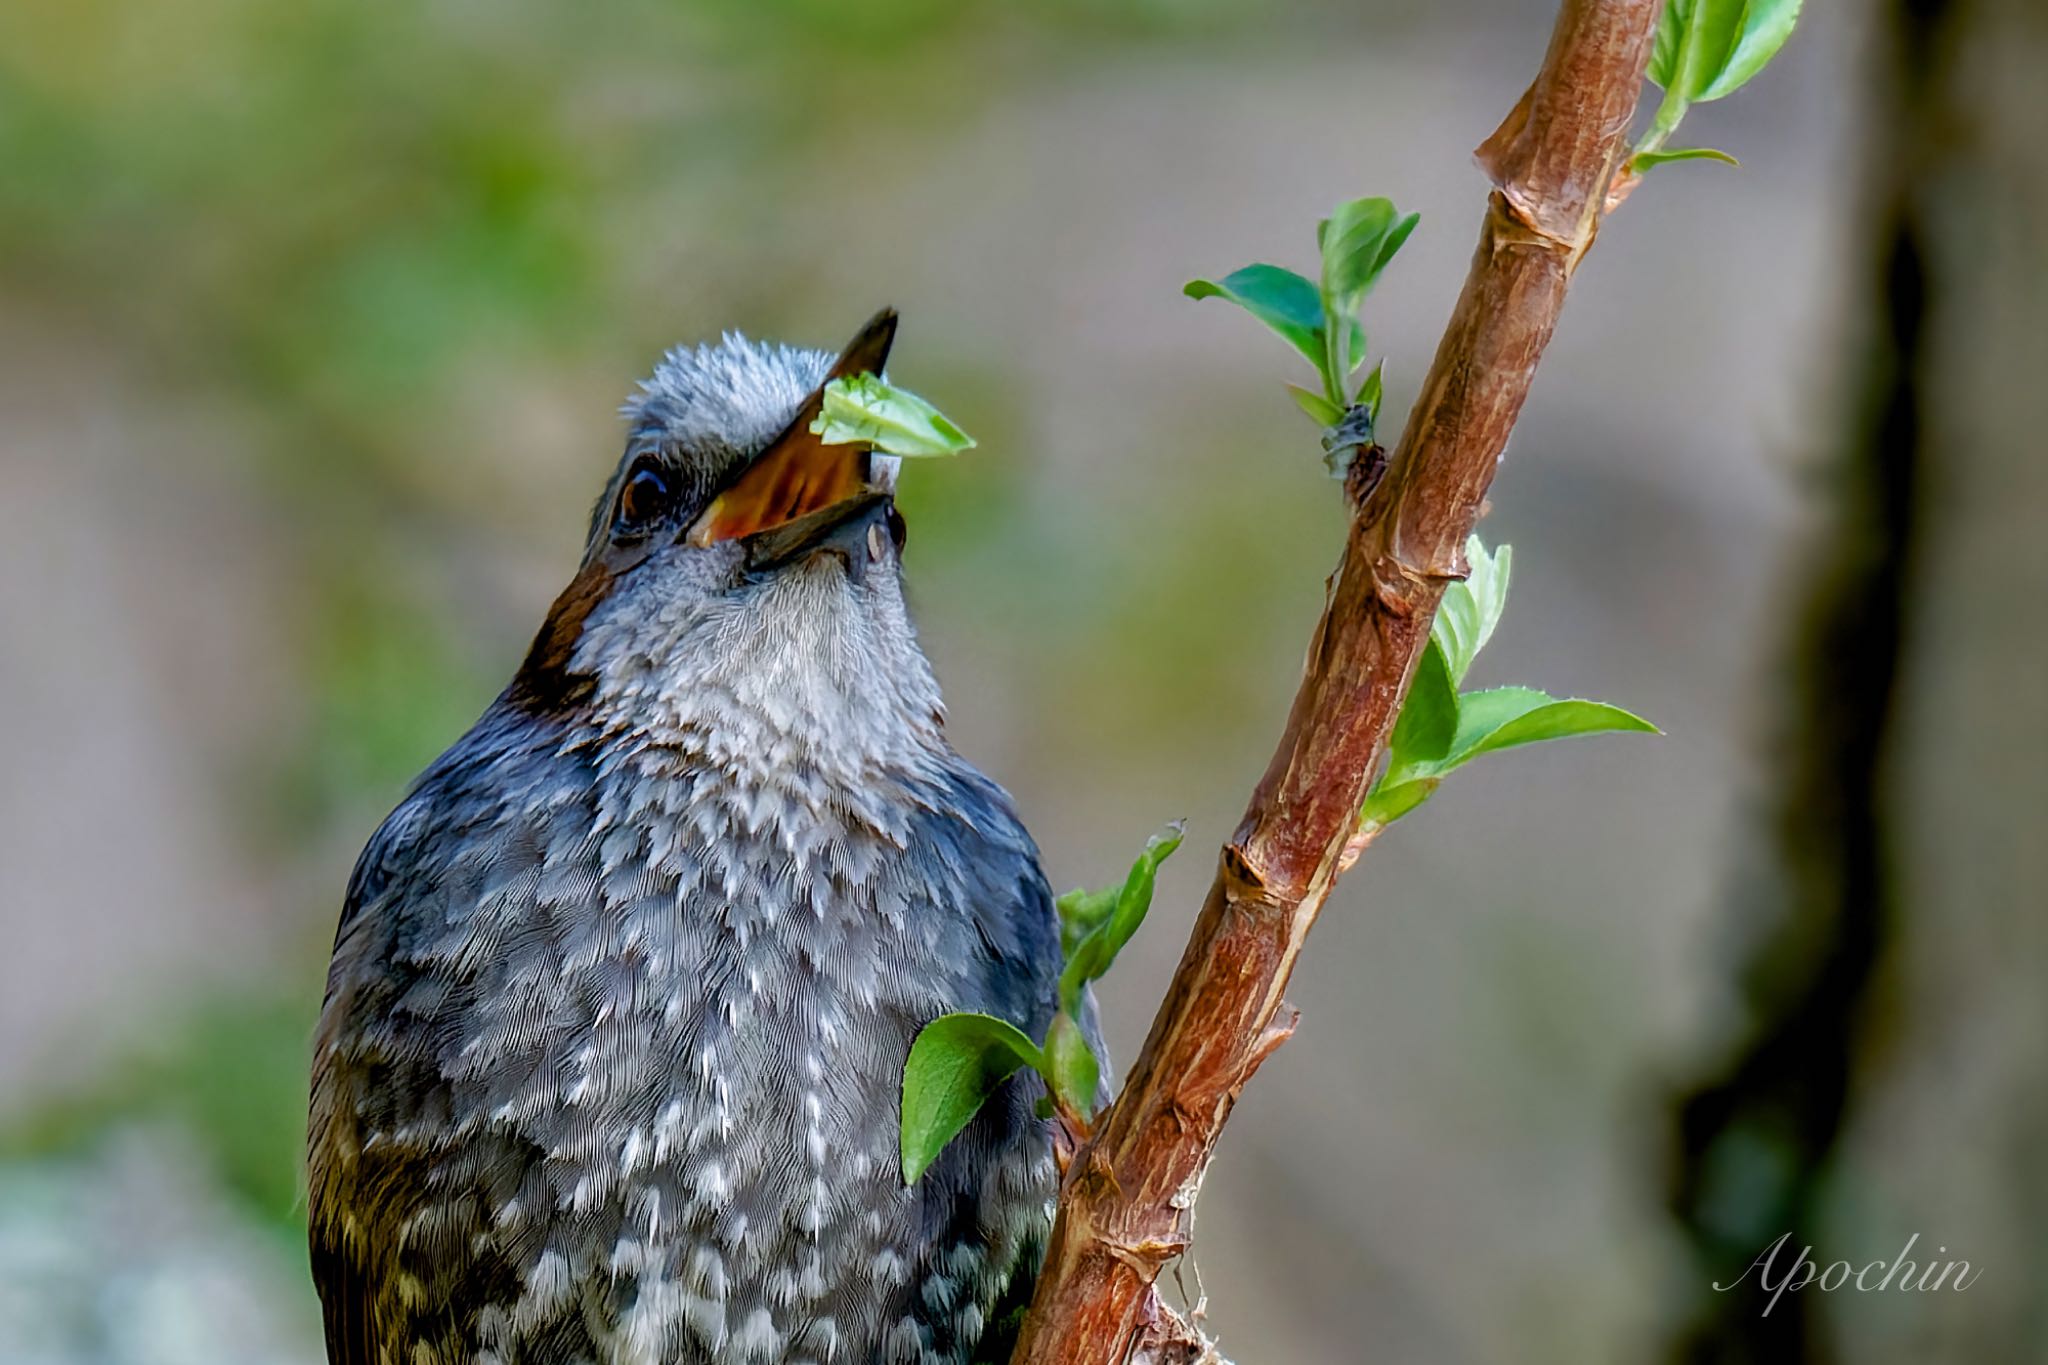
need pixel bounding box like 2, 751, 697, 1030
1, 0, 2041, 1361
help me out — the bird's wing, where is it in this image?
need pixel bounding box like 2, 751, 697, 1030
941, 765, 1066, 1020
944, 764, 1114, 1089
310, 1229, 380, 1365
309, 725, 604, 1365
970, 1227, 1049, 1365
902, 765, 1075, 1363
310, 789, 434, 1365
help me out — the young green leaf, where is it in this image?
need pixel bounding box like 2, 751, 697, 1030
1649, 0, 1687, 87
1360, 539, 1657, 834
1288, 384, 1347, 427
1646, 0, 1802, 157
1184, 266, 1364, 377
1441, 688, 1660, 770
1366, 685, 1656, 831
812, 373, 976, 459
1359, 775, 1439, 832
1054, 884, 1119, 958
1658, 0, 1742, 102
1386, 638, 1458, 781
1057, 822, 1185, 1016
1630, 147, 1741, 173
1699, 0, 1802, 101
1431, 537, 1513, 686
1042, 1011, 1101, 1120
1355, 359, 1385, 416
1320, 197, 1420, 306
901, 1012, 1045, 1183
1318, 197, 1419, 404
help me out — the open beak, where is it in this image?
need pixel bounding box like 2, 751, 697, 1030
684, 307, 898, 548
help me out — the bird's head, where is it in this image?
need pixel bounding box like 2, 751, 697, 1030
509, 309, 945, 768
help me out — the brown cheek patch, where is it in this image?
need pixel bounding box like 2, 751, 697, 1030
691, 440, 867, 545
507, 558, 614, 713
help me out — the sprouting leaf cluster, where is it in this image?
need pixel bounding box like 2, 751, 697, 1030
899, 167, 1687, 1185
1361, 538, 1659, 832
1184, 196, 1418, 438
1630, 0, 1803, 176
898, 825, 1184, 1183
811, 372, 977, 459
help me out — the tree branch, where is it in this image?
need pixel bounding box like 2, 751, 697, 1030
1010, 3, 1663, 1360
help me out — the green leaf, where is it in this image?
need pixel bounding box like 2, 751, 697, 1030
1386, 638, 1458, 778
901, 1012, 1044, 1183
1288, 384, 1346, 427
1439, 687, 1660, 773
1355, 359, 1385, 416
1630, 147, 1741, 173
812, 373, 976, 458
1184, 265, 1326, 369
1683, 0, 1744, 101
1699, 0, 1802, 101
1371, 213, 1420, 290
1649, 0, 1686, 86
1651, 0, 1799, 103
1042, 1011, 1100, 1120
1320, 197, 1420, 306
1431, 537, 1513, 685
1368, 687, 1657, 836
1359, 775, 1439, 831
1363, 540, 1658, 836
1058, 822, 1185, 1015
1361, 538, 1659, 836
1055, 884, 1118, 958
1183, 266, 1366, 381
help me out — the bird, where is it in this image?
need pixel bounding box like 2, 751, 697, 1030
308, 309, 1075, 1365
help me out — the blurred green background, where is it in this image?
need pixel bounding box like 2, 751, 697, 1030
2, 0, 2042, 1361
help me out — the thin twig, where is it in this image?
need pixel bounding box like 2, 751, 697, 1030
1009, 3, 1663, 1360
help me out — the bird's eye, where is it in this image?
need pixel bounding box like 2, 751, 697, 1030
616, 460, 674, 532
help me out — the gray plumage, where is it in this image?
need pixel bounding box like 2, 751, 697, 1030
309, 320, 1071, 1365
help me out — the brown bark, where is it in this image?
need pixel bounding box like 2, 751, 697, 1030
1009, 3, 1663, 1361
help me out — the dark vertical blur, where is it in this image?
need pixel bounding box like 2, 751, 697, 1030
1662, 0, 2048, 1358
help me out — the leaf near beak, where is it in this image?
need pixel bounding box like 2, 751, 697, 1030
811, 373, 976, 459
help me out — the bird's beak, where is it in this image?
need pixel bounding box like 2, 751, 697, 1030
684, 308, 898, 548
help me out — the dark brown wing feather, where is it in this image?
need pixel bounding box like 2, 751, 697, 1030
310, 1230, 377, 1365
